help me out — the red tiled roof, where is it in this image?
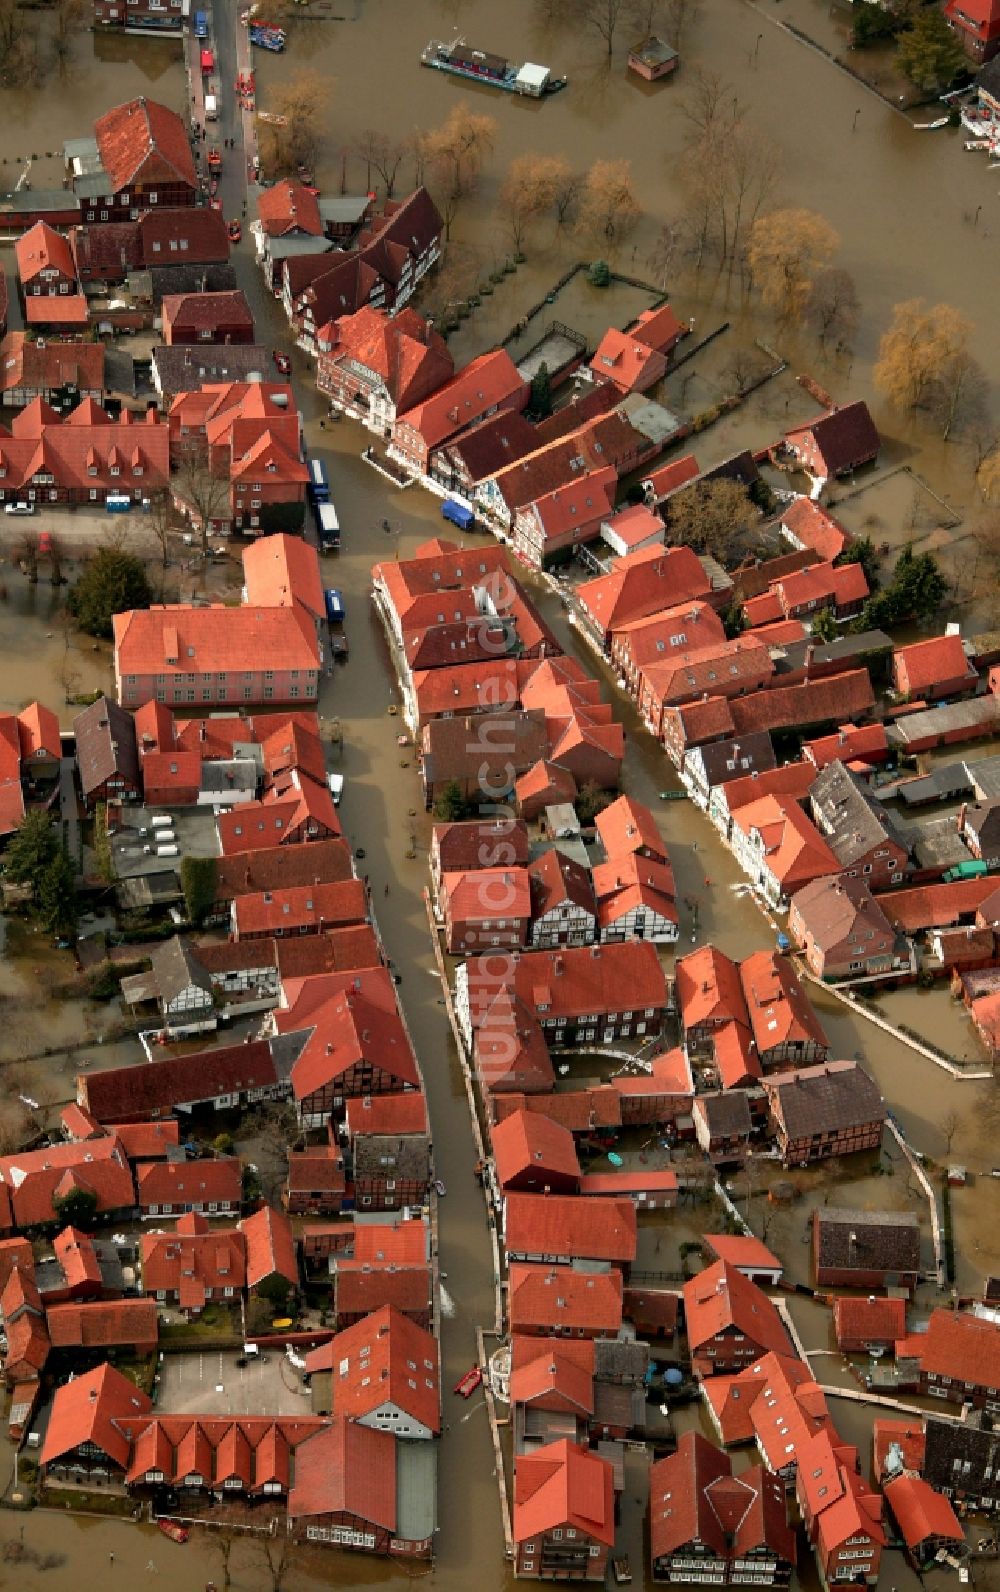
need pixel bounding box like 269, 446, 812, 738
241, 1205, 298, 1290
676, 945, 748, 1033
894, 634, 976, 695
650, 1430, 795, 1566
683, 1261, 793, 1360
288, 1418, 396, 1530
136, 1157, 242, 1210
22, 295, 87, 328
161, 288, 253, 338
784, 401, 880, 476
609, 1046, 693, 1103
739, 950, 828, 1055
40, 1362, 152, 1469
492, 1087, 621, 1134
832, 1296, 907, 1349
462, 940, 668, 1031
505, 1192, 637, 1264
441, 863, 532, 928
595, 793, 668, 862
589, 327, 667, 392
257, 179, 323, 238
53, 1226, 104, 1294
335, 1259, 431, 1319
0, 333, 104, 401
94, 97, 196, 193
46, 1298, 158, 1349
0, 1136, 134, 1230
592, 853, 677, 930
732, 794, 840, 891
703, 1235, 782, 1274
711, 1020, 761, 1089
643, 453, 700, 502
305, 1304, 440, 1433
491, 1109, 581, 1190
510, 1343, 595, 1414
395, 349, 526, 452
885, 1474, 963, 1550
508, 1262, 623, 1335
344, 1093, 429, 1139
232, 878, 366, 938
916, 1308, 1000, 1389
114, 604, 318, 681
523, 466, 617, 547
138, 206, 230, 265
242, 533, 324, 623
881, 877, 998, 933
323, 305, 453, 412
432, 817, 530, 875
352, 1220, 428, 1266
781, 498, 850, 561
80, 1038, 281, 1122
872, 1418, 925, 1480
141, 1218, 246, 1306
16, 221, 76, 286
514, 1439, 615, 1548
633, 303, 685, 353
729, 670, 875, 736
277, 966, 420, 1101
0, 1237, 33, 1294
802, 722, 889, 770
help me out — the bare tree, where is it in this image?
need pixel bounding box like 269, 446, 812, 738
664, 0, 701, 48
258, 70, 326, 175
19, 531, 39, 586
875, 298, 983, 440
47, 532, 65, 587
172, 445, 230, 554
147, 488, 174, 571
499, 153, 571, 251
211, 1527, 240, 1592
942, 1110, 960, 1156
576, 158, 642, 247
747, 208, 840, 321
354, 129, 406, 198
929, 348, 989, 443
582, 0, 630, 56
260, 1534, 295, 1592
806, 266, 861, 349
423, 101, 497, 240
553, 168, 584, 230
51, 0, 84, 69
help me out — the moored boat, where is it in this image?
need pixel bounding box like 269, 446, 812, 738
157, 1518, 189, 1544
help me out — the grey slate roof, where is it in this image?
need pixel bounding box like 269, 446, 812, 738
809, 759, 907, 868
74, 697, 140, 801
150, 936, 214, 1006
683, 732, 776, 793
766, 1060, 886, 1141
813, 1205, 919, 1272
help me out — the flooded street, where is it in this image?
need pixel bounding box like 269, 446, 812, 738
0, 0, 999, 1584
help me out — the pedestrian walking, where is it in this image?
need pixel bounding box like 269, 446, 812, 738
384, 882, 390, 897
109, 1554, 115, 1565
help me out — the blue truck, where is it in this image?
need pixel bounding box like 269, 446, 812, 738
442, 497, 475, 532
315, 502, 340, 551
193, 10, 208, 37
325, 589, 345, 624
307, 457, 330, 504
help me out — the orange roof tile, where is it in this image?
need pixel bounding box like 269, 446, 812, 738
305, 1305, 440, 1433
94, 97, 195, 193
514, 1439, 615, 1547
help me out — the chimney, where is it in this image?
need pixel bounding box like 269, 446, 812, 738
554, 956, 564, 977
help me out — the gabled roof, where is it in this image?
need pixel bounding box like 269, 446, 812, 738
916, 1308, 1000, 1390
395, 349, 526, 452
832, 1295, 906, 1348
504, 1192, 637, 1264
784, 401, 879, 475
894, 634, 976, 695
257, 179, 323, 238
885, 1473, 963, 1550
731, 794, 840, 892
676, 945, 748, 1033
595, 792, 668, 863
510, 1343, 595, 1414
650, 1430, 795, 1564
276, 967, 420, 1100
79, 1038, 283, 1121
136, 1157, 242, 1209
764, 1060, 885, 1140
305, 1304, 440, 1433
241, 1205, 298, 1291
491, 1108, 581, 1190
93, 97, 195, 193
241, 532, 324, 623
508, 1262, 623, 1335
16, 221, 77, 286
114, 605, 319, 681
514, 1440, 615, 1549
682, 1260, 793, 1359
462, 940, 668, 1031
728, 669, 875, 737
40, 1362, 152, 1468
287, 1418, 397, 1529
46, 1298, 158, 1349
527, 848, 596, 923
789, 874, 895, 956
780, 497, 850, 561
703, 1235, 782, 1275
739, 950, 828, 1055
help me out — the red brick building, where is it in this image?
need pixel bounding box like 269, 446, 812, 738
763, 1061, 886, 1166
15, 221, 78, 299
783, 402, 879, 480
391, 349, 528, 476
892, 635, 978, 702
513, 1439, 616, 1581
682, 1261, 793, 1377
161, 290, 255, 346
650, 1431, 795, 1587
0, 398, 167, 508
317, 305, 453, 435
69, 98, 197, 222
945, 0, 1000, 62
796, 1432, 884, 1588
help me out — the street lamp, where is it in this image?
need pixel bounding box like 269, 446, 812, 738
853, 108, 861, 132
754, 32, 763, 64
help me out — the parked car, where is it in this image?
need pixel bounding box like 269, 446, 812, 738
4, 502, 33, 516
326, 772, 344, 805
227, 219, 242, 242
273, 349, 291, 375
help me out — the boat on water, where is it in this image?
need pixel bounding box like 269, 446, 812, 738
421, 38, 566, 98
454, 1365, 483, 1398
157, 1519, 189, 1544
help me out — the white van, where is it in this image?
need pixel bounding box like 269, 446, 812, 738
327, 772, 344, 806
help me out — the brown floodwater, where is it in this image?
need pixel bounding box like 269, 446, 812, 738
3, 0, 1000, 1582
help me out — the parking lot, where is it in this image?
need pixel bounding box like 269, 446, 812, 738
154, 1346, 314, 1417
